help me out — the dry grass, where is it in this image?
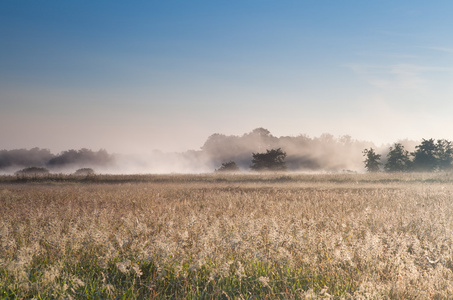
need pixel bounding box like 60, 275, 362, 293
1, 173, 453, 298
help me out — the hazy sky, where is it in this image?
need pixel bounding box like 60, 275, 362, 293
2, 1, 453, 153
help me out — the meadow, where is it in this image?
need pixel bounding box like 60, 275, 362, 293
1, 173, 453, 299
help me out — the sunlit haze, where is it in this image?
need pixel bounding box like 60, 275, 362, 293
2, 1, 453, 154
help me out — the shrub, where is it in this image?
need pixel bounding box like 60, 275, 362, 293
216, 161, 239, 172
74, 168, 95, 176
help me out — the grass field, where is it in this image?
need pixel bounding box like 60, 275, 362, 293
1, 173, 453, 299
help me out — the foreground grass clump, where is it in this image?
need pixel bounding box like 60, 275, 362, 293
1, 173, 453, 298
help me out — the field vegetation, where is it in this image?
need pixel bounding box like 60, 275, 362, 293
1, 173, 453, 298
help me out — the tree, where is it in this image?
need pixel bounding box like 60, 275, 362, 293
215, 161, 239, 173
0, 148, 54, 169
411, 138, 437, 171
435, 139, 453, 171
250, 148, 287, 171
47, 149, 112, 168
385, 143, 411, 172
363, 148, 381, 172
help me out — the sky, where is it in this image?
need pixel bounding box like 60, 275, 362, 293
1, 1, 453, 154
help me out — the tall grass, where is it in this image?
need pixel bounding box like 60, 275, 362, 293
1, 173, 453, 298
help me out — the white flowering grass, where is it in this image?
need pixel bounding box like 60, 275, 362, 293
1, 173, 453, 298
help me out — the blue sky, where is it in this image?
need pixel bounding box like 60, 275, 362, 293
1, 1, 453, 153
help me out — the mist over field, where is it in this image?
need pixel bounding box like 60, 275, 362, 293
0, 148, 113, 175
0, 128, 419, 174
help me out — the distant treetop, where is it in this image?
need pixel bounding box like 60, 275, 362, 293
15, 167, 50, 176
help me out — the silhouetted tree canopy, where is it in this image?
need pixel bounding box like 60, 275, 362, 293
250, 148, 287, 171
0, 148, 115, 173
411, 138, 438, 171
215, 161, 239, 173
362, 138, 453, 173
363, 148, 381, 172
385, 143, 411, 172
435, 139, 453, 171
0, 148, 54, 169
15, 167, 50, 175
47, 149, 112, 168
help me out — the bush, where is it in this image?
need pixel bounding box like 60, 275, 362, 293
216, 161, 239, 172
74, 168, 95, 176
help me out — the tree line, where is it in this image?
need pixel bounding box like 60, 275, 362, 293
204, 128, 372, 172
363, 138, 453, 172
0, 148, 113, 172
1, 129, 376, 174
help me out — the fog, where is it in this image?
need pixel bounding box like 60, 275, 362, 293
0, 148, 115, 175
0, 128, 402, 174
0, 148, 55, 174
200, 128, 378, 172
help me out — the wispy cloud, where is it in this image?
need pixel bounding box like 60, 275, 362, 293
422, 46, 453, 53
355, 51, 419, 59
346, 63, 451, 90
374, 30, 418, 39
